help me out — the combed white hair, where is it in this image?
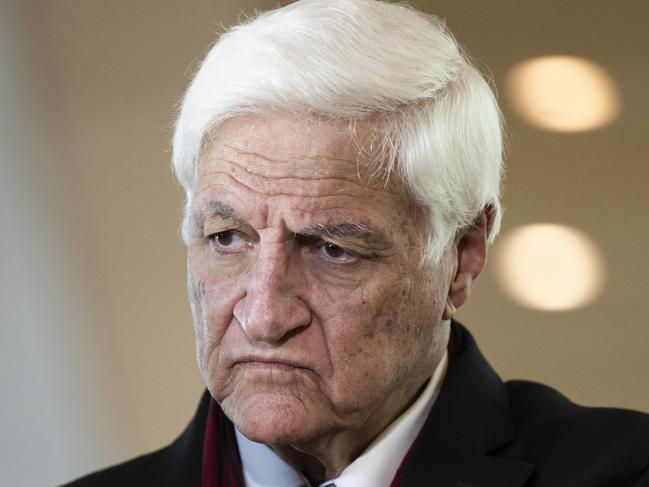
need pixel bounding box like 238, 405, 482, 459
172, 0, 504, 264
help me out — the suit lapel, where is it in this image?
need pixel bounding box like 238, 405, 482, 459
400, 322, 535, 487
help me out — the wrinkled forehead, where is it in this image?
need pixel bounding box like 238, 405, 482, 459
196, 114, 408, 195
189, 114, 430, 258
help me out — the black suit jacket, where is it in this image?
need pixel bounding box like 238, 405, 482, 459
64, 322, 649, 486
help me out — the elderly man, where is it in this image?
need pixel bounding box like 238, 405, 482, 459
65, 1, 649, 486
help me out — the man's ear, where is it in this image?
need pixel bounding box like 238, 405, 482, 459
442, 206, 495, 320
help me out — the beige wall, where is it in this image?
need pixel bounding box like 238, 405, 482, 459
3, 1, 647, 484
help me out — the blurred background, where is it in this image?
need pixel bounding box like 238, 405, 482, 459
1, 0, 647, 485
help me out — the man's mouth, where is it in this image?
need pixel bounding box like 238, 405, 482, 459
234, 356, 310, 371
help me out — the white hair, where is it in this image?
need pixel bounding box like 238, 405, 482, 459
172, 0, 504, 264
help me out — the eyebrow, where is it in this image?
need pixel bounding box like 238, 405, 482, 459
204, 200, 236, 219
299, 222, 373, 241
200, 200, 376, 243
197, 200, 248, 231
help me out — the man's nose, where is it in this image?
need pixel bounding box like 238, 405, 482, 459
234, 245, 311, 344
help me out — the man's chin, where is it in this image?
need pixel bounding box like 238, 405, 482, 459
222, 392, 328, 446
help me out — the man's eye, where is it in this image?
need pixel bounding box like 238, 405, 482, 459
208, 230, 246, 252
319, 242, 358, 263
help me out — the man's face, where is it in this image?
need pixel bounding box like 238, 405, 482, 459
186, 115, 454, 446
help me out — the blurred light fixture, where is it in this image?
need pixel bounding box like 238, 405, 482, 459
506, 55, 620, 132
494, 224, 605, 311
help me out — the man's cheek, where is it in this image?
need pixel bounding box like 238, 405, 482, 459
200, 299, 233, 356
189, 280, 232, 369
332, 282, 404, 334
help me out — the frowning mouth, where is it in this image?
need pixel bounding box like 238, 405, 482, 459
234, 357, 311, 371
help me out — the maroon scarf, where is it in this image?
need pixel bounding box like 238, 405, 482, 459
201, 399, 245, 487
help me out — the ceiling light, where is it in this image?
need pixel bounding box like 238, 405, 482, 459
506, 55, 620, 132
494, 223, 605, 311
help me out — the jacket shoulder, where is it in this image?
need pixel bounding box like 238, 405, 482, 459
506, 379, 649, 437
61, 448, 169, 487
61, 391, 211, 486
504, 380, 649, 486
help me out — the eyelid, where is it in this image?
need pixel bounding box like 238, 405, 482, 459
203, 214, 257, 238
204, 218, 238, 235
298, 233, 362, 250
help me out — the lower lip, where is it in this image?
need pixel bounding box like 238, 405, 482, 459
238, 361, 302, 371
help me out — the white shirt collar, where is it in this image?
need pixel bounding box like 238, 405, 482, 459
236, 351, 449, 487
